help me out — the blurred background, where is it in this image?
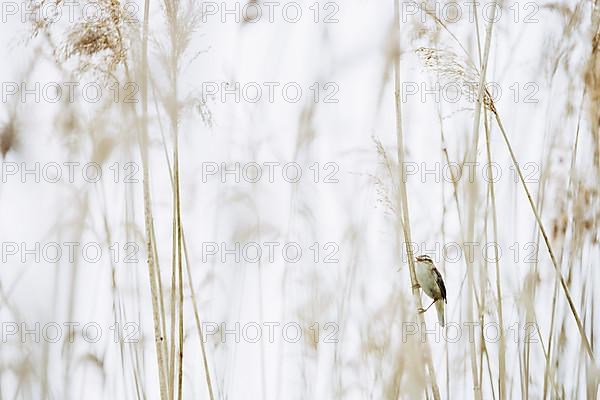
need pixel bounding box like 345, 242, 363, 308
0, 0, 598, 398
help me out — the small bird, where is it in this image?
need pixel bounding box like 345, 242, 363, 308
414, 254, 447, 326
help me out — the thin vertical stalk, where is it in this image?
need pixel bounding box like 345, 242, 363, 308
140, 0, 168, 397
161, 1, 183, 398
492, 111, 595, 361
543, 90, 586, 399
174, 123, 184, 400
393, 1, 440, 398
169, 195, 177, 400
483, 108, 505, 399
182, 232, 215, 400
467, 1, 498, 397
151, 72, 215, 400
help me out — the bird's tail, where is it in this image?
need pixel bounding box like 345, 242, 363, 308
435, 300, 445, 327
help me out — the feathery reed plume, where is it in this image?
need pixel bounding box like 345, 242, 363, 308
62, 0, 134, 74
415, 47, 496, 113
372, 137, 398, 216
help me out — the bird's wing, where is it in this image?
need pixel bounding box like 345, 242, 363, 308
433, 268, 447, 303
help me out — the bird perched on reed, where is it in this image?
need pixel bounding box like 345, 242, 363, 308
414, 254, 447, 326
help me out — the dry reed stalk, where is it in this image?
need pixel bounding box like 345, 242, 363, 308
483, 95, 506, 400
152, 80, 215, 399
138, 0, 169, 398
492, 111, 595, 362
393, 1, 440, 398
543, 90, 587, 399
157, 1, 187, 398
182, 232, 216, 400
139, 64, 169, 400
175, 131, 184, 400
464, 0, 499, 396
